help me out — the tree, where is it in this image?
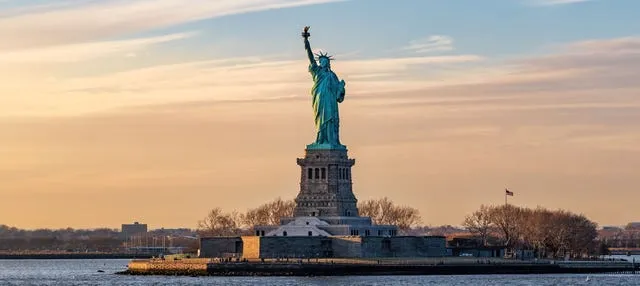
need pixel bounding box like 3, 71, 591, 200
566, 213, 598, 258
197, 208, 243, 237
488, 204, 525, 249
358, 197, 422, 233
393, 205, 422, 232
358, 200, 381, 223
242, 198, 295, 229
521, 207, 554, 258
463, 204, 599, 259
462, 205, 493, 246
595, 241, 610, 256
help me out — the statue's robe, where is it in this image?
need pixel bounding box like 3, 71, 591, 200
309, 63, 345, 146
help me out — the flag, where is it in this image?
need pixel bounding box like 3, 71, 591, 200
505, 189, 514, 196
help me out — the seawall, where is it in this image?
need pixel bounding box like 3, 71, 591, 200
125, 259, 210, 276
119, 258, 639, 276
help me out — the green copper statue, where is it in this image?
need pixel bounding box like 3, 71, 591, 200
302, 26, 347, 150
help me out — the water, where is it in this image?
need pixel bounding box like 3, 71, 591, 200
0, 259, 639, 285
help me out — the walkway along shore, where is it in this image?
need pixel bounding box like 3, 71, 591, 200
117, 258, 639, 276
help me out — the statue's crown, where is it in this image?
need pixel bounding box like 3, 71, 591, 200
314, 51, 334, 61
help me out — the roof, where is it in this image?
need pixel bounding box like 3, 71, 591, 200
265, 217, 332, 237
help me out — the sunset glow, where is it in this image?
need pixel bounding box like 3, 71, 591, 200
1, 0, 638, 229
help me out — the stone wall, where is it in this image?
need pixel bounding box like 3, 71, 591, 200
331, 236, 363, 258
256, 236, 332, 258
199, 237, 242, 258
361, 236, 447, 258
201, 235, 447, 259
241, 236, 261, 259
360, 237, 393, 257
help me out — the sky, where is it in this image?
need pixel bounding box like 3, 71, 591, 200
0, 0, 639, 230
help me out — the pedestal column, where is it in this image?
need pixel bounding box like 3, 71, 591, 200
294, 148, 358, 217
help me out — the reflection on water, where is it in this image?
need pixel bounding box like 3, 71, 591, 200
0, 259, 639, 286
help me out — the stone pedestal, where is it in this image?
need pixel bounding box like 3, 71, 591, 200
294, 148, 358, 218
254, 146, 398, 238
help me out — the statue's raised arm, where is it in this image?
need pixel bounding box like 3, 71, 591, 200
302, 26, 317, 67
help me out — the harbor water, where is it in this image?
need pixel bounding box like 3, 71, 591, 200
1, 259, 639, 285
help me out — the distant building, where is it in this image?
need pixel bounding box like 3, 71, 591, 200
121, 222, 148, 240
598, 226, 623, 240
447, 237, 505, 258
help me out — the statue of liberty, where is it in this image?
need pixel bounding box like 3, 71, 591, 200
302, 26, 347, 150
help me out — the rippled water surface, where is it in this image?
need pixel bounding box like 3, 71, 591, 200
0, 259, 639, 285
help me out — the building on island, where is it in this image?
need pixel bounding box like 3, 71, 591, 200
199, 147, 447, 259
253, 148, 398, 238
199, 147, 446, 259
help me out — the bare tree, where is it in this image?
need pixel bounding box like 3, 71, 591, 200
462, 205, 493, 246
547, 210, 574, 258
358, 197, 422, 233
567, 213, 598, 258
268, 198, 296, 223
359, 197, 394, 225
488, 204, 525, 249
463, 204, 599, 259
358, 200, 381, 223
197, 208, 243, 237
522, 207, 554, 258
242, 198, 295, 229
242, 205, 271, 227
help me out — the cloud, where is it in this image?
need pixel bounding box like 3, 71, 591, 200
403, 35, 454, 53
0, 53, 484, 116
2, 35, 639, 119
0, 31, 197, 63
345, 35, 640, 116
0, 0, 345, 51
496, 37, 640, 91
386, 36, 638, 99
566, 37, 640, 53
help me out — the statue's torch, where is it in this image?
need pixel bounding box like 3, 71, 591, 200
302, 26, 311, 38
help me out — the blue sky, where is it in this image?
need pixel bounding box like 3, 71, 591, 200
1, 0, 634, 88
114, 0, 640, 60
1, 0, 640, 228
3, 0, 636, 77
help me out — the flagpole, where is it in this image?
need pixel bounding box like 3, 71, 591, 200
504, 188, 514, 205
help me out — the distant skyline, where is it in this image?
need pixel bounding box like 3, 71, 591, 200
1, 0, 639, 229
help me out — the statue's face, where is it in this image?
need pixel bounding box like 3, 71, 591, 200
319, 57, 331, 68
